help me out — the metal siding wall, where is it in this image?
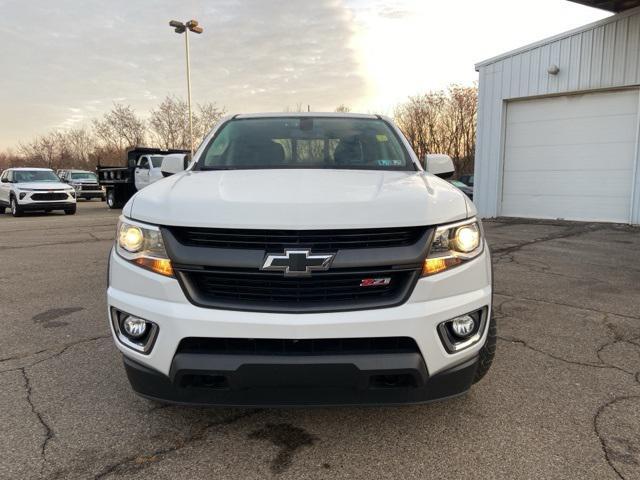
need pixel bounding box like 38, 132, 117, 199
474, 9, 640, 223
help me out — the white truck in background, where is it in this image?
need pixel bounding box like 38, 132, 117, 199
97, 147, 188, 209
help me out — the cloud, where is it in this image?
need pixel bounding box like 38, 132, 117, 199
0, 0, 370, 147
378, 4, 411, 19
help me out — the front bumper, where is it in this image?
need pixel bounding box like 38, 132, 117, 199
77, 191, 104, 199
108, 246, 492, 406
124, 352, 479, 407
20, 201, 75, 211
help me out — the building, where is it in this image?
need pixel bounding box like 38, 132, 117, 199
474, 1, 640, 224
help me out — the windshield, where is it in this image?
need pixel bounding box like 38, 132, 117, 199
150, 156, 164, 167
198, 117, 414, 171
70, 172, 97, 181
14, 170, 60, 183
450, 180, 467, 188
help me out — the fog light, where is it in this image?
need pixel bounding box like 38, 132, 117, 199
122, 315, 147, 338
451, 315, 476, 338
19, 192, 26, 200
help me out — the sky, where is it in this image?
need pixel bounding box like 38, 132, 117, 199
0, 0, 610, 149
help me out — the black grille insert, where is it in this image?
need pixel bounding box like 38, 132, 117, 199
176, 266, 420, 313
31, 192, 68, 201
177, 336, 420, 356
167, 226, 427, 251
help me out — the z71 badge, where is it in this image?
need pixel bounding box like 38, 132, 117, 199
359, 277, 392, 287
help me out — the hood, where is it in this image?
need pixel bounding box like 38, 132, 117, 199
127, 169, 469, 229
16, 182, 70, 190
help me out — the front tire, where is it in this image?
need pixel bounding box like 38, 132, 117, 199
106, 189, 123, 209
10, 197, 22, 217
64, 206, 77, 215
473, 316, 496, 383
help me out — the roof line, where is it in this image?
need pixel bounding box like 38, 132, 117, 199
474, 5, 640, 70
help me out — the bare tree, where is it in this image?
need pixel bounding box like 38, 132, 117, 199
335, 104, 351, 113
92, 103, 146, 152
394, 84, 477, 175
194, 101, 225, 146
149, 95, 225, 150
65, 128, 95, 167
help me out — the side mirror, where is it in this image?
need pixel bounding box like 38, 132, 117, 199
161, 154, 188, 177
0, 177, 8, 183
423, 154, 455, 179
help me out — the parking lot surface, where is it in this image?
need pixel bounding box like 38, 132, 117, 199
1, 202, 639, 480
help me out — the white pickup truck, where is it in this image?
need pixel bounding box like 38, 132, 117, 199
107, 113, 494, 406
97, 147, 188, 209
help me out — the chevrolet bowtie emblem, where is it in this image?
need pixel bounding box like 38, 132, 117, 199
261, 249, 335, 277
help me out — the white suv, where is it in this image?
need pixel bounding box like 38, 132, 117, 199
108, 113, 494, 406
0, 168, 77, 216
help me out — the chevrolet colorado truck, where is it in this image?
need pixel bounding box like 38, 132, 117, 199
108, 113, 494, 406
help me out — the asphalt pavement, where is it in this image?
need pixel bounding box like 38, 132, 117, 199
1, 201, 639, 480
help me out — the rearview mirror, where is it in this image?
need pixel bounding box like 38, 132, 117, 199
423, 154, 455, 179
161, 154, 188, 177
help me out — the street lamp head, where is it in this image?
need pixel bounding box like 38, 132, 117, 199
169, 20, 186, 33
186, 20, 203, 34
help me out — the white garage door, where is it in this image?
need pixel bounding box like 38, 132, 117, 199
501, 89, 639, 223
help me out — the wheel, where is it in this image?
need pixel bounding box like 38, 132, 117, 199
101, 195, 106, 202
473, 315, 496, 383
106, 190, 123, 209
10, 197, 23, 217
64, 206, 77, 215
0, 206, 5, 214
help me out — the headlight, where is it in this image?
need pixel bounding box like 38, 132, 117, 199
422, 218, 483, 276
116, 218, 173, 277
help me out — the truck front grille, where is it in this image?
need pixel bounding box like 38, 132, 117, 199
177, 336, 420, 356
81, 184, 101, 191
31, 193, 68, 201
175, 266, 420, 313
167, 226, 427, 251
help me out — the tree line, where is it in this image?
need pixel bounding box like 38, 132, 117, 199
0, 96, 225, 171
0, 84, 477, 175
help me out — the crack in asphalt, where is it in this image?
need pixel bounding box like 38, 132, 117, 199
20, 367, 54, 472
0, 237, 111, 250
490, 223, 609, 257
497, 336, 638, 378
0, 348, 48, 363
593, 395, 640, 480
496, 297, 640, 480
92, 409, 263, 480
493, 292, 640, 322
0, 335, 111, 374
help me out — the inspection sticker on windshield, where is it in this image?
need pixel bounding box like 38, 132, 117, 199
376, 159, 403, 166
376, 134, 388, 142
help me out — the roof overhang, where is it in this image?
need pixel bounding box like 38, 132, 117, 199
567, 0, 640, 12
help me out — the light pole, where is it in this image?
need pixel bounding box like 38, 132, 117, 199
169, 19, 203, 156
